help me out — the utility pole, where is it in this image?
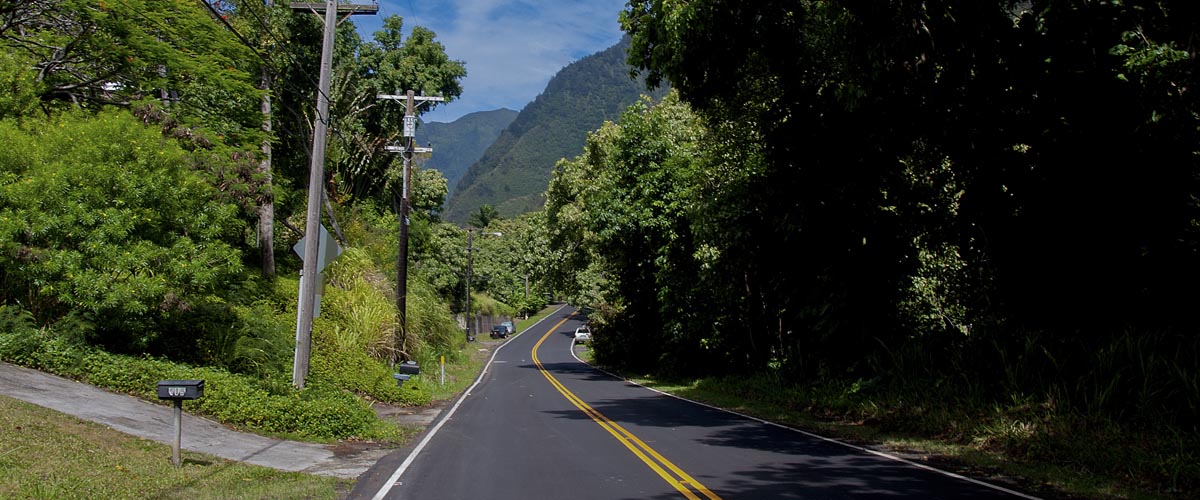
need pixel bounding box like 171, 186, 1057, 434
380, 91, 442, 361
464, 228, 501, 342
465, 228, 474, 342
290, 0, 377, 389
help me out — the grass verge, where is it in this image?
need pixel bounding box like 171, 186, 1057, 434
0, 395, 348, 500
620, 373, 1195, 500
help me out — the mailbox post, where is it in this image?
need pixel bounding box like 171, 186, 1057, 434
156, 380, 204, 467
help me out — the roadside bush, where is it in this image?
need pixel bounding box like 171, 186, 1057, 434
198, 299, 295, 379
309, 335, 431, 407
0, 326, 396, 441
406, 280, 466, 365
306, 246, 434, 406
0, 111, 246, 349
0, 305, 39, 365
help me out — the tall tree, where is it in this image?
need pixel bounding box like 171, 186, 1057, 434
0, 0, 263, 143
206, 0, 291, 277
619, 0, 1199, 378
468, 205, 500, 229
325, 15, 466, 203
544, 92, 707, 373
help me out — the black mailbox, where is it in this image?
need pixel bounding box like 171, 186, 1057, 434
393, 361, 419, 386
157, 379, 204, 400
397, 361, 419, 376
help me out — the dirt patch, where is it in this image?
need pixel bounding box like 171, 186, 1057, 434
373, 399, 448, 428
327, 439, 393, 458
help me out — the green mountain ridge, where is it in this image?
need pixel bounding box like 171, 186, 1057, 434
416, 108, 519, 193
443, 36, 666, 222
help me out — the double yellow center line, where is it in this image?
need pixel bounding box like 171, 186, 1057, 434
531, 316, 721, 500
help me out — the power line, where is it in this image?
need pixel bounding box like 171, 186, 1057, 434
196, 0, 270, 64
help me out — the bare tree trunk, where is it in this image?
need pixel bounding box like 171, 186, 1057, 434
258, 65, 276, 276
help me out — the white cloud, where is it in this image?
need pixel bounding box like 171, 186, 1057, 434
357, 0, 627, 122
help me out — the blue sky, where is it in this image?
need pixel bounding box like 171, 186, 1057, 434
353, 0, 630, 123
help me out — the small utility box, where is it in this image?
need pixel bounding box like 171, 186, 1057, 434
393, 361, 420, 386
156, 379, 204, 467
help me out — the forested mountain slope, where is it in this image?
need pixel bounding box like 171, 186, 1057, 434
442, 36, 666, 222
416, 109, 518, 193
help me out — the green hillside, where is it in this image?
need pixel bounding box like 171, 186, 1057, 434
416, 109, 518, 193
442, 36, 666, 222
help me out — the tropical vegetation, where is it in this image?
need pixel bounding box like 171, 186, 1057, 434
2, 1, 1197, 498
542, 1, 1199, 498
0, 0, 541, 443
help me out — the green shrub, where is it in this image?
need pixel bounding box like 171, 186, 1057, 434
197, 300, 295, 378
305, 245, 436, 406
470, 292, 517, 317
0, 305, 39, 364
310, 342, 431, 407
0, 331, 395, 441
0, 111, 246, 349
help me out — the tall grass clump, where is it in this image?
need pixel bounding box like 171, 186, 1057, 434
306, 247, 428, 405
406, 279, 467, 366
323, 247, 398, 360
335, 201, 470, 365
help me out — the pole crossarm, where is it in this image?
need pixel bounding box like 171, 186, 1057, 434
385, 145, 433, 153
377, 94, 446, 103
289, 2, 379, 15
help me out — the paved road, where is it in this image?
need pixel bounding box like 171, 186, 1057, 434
352, 306, 1041, 500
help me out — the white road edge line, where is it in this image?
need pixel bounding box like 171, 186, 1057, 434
370, 304, 569, 500
567, 338, 1042, 500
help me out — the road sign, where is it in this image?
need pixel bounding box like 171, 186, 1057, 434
292, 224, 342, 273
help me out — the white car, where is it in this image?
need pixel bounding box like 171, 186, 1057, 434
573, 326, 592, 344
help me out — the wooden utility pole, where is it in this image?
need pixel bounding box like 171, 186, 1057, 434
290, 0, 377, 389
465, 228, 475, 342
464, 228, 502, 341
380, 91, 442, 361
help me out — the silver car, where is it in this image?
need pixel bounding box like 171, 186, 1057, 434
573, 325, 592, 344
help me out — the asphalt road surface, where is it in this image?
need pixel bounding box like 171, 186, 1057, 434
352, 306, 1039, 500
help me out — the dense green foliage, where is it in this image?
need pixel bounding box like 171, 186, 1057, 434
444, 37, 668, 222
606, 0, 1200, 412
0, 0, 489, 446
0, 109, 247, 352
1, 0, 264, 143
468, 214, 553, 317
545, 1, 1198, 495
545, 93, 705, 372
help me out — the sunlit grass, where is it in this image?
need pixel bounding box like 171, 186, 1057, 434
0, 396, 348, 500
